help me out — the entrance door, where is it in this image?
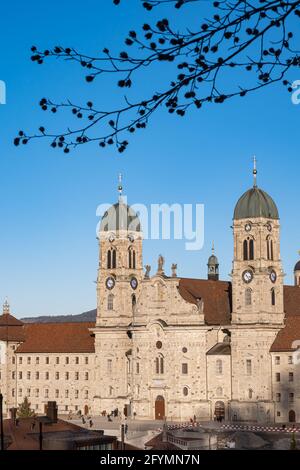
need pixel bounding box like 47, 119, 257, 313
289, 410, 296, 423
214, 401, 225, 421
155, 395, 165, 420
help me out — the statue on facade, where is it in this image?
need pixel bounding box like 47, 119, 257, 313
171, 263, 177, 278
157, 254, 165, 274
144, 265, 151, 279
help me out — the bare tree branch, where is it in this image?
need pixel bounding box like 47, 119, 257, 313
15, 0, 300, 153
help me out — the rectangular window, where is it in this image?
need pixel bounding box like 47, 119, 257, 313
275, 356, 280, 365
12, 372, 15, 380
276, 393, 281, 403
85, 390, 88, 399
12, 389, 15, 397
55, 372, 59, 380
19, 372, 22, 380
246, 359, 252, 376
35, 372, 39, 380
46, 357, 49, 365
75, 390, 79, 399
18, 388, 22, 397
65, 390, 69, 398
276, 373, 281, 382
35, 388, 39, 398
65, 372, 69, 380
27, 372, 31, 380
182, 363, 188, 375
85, 357, 89, 365
27, 357, 31, 365
85, 372, 89, 380
55, 389, 59, 398
12, 357, 15, 365
75, 372, 79, 380
288, 356, 293, 365
36, 357, 39, 365
65, 357, 69, 365
75, 357, 79, 365
27, 388, 31, 397
45, 389, 49, 398
277, 411, 281, 417
107, 359, 112, 373
136, 362, 140, 374
19, 357, 22, 365
289, 393, 294, 403
289, 372, 294, 382
45, 372, 49, 380
56, 357, 59, 365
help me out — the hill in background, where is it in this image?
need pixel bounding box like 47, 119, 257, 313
21, 309, 97, 323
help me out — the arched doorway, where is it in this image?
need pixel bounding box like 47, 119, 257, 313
214, 401, 225, 421
289, 410, 296, 423
84, 405, 89, 416
155, 395, 165, 420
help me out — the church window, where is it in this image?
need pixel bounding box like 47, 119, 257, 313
107, 248, 117, 269
132, 294, 136, 309
216, 359, 223, 375
107, 359, 112, 373
155, 354, 164, 375
243, 238, 254, 261
108, 293, 114, 311
271, 288, 276, 306
289, 372, 294, 382
248, 389, 253, 399
156, 341, 162, 349
267, 237, 274, 261
246, 359, 252, 376
128, 247, 136, 269
183, 387, 189, 397
182, 347, 188, 353
136, 362, 140, 374
133, 250, 136, 269
182, 363, 188, 375
245, 288, 252, 306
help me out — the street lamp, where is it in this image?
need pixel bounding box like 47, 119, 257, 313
0, 393, 4, 450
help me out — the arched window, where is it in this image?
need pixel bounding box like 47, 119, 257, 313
216, 387, 223, 397
107, 248, 117, 269
271, 288, 276, 306
243, 238, 254, 261
107, 294, 114, 311
132, 294, 136, 309
243, 240, 248, 261
245, 288, 252, 306
107, 250, 111, 269
128, 247, 136, 269
216, 359, 223, 375
183, 387, 189, 397
155, 354, 164, 375
267, 237, 274, 261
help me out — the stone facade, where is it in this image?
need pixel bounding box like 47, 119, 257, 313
1, 177, 300, 424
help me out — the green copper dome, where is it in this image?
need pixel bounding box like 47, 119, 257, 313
100, 200, 141, 232
234, 187, 279, 220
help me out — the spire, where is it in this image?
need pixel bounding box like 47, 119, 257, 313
212, 241, 215, 254
118, 173, 123, 200
3, 299, 10, 315
253, 155, 257, 188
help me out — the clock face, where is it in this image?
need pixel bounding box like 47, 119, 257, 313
266, 223, 272, 232
245, 223, 252, 232
130, 277, 138, 290
106, 277, 115, 290
270, 270, 277, 283
242, 270, 254, 284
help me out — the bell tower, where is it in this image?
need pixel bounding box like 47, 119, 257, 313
96, 175, 143, 327
231, 159, 284, 325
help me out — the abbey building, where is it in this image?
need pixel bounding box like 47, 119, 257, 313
1, 169, 300, 424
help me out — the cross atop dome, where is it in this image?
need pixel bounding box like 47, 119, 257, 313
253, 155, 257, 188
3, 299, 10, 315
118, 173, 123, 200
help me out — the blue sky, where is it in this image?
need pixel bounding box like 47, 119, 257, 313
0, 1, 299, 317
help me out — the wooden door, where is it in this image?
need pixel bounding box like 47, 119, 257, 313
155, 396, 165, 420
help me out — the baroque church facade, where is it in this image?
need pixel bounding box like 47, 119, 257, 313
1, 168, 300, 424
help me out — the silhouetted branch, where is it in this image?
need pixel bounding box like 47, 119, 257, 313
15, 0, 300, 153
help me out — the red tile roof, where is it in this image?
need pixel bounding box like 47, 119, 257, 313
15, 322, 95, 353
270, 316, 300, 352
178, 278, 232, 325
